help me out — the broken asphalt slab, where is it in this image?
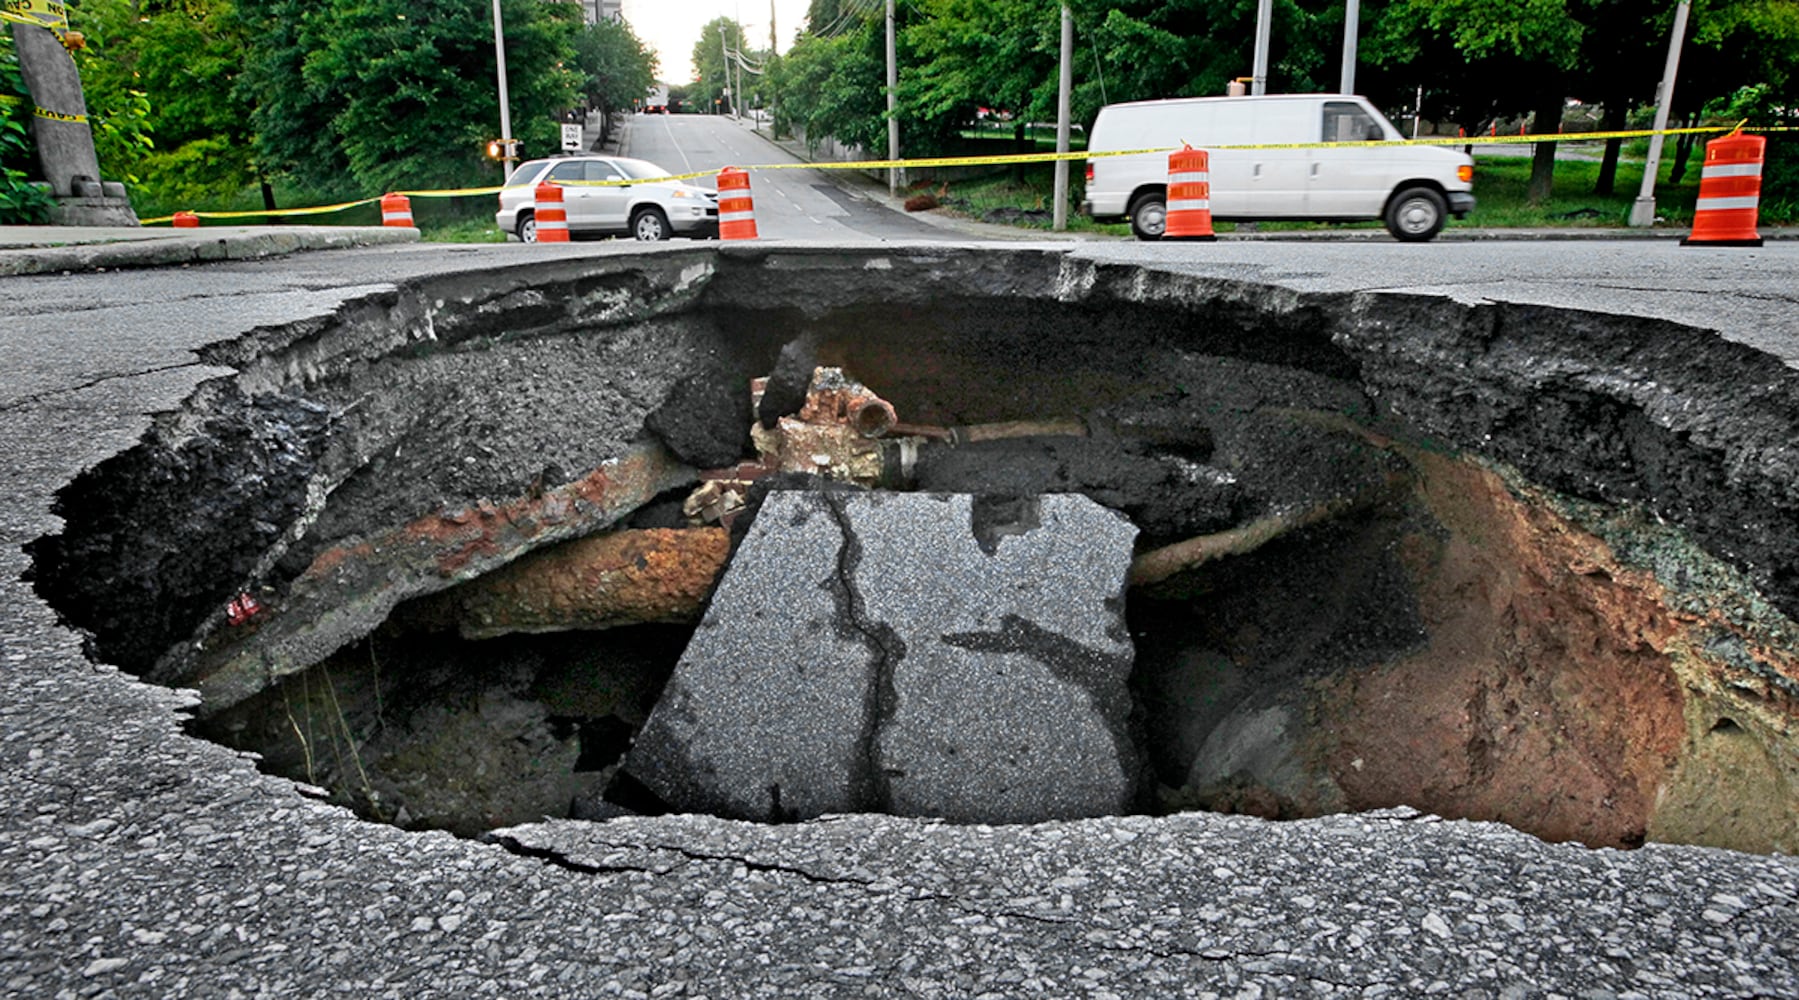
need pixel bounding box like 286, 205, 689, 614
2, 241, 1797, 995
624, 491, 1140, 823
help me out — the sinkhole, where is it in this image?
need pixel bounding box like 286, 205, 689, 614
24, 247, 1799, 853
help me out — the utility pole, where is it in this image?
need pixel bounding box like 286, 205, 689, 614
1630, 0, 1691, 227
721, 31, 734, 119
1053, 3, 1073, 231
886, 0, 900, 196
1339, 0, 1359, 94
770, 0, 778, 132
1251, 0, 1272, 95
492, 0, 515, 179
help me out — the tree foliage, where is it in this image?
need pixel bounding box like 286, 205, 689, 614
772, 16, 886, 148
70, 0, 254, 204
0, 34, 57, 222
573, 16, 657, 115
238, 0, 580, 194
691, 17, 748, 113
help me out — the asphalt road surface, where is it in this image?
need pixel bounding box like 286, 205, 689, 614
618, 113, 953, 241
1, 237, 1797, 996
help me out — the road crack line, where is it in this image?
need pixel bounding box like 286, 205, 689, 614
0, 362, 206, 414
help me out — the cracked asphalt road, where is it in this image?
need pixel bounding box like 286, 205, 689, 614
2, 239, 1798, 997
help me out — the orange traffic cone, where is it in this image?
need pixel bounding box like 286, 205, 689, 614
1683, 131, 1765, 248
533, 182, 570, 243
172, 211, 199, 228
717, 167, 758, 240
380, 192, 415, 228
1164, 146, 1215, 241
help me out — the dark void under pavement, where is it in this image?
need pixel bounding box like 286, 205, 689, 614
23, 246, 1799, 853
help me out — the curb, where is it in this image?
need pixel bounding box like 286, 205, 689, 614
0, 226, 422, 277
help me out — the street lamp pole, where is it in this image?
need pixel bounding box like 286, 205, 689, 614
1053, 3, 1072, 231
1251, 0, 1272, 95
492, 0, 515, 179
1339, 0, 1359, 95
1630, 0, 1691, 227
886, 0, 900, 196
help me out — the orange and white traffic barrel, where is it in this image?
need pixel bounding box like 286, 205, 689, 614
533, 182, 570, 243
172, 211, 199, 228
1683, 130, 1765, 248
380, 192, 415, 229
1164, 146, 1215, 240
717, 167, 758, 240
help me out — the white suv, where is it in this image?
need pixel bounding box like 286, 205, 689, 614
496, 156, 719, 242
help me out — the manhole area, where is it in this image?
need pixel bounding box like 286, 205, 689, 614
24, 263, 1799, 854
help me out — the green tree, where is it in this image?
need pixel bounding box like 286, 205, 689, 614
1367, 0, 1583, 202
0, 34, 57, 222
772, 25, 878, 146
238, 0, 580, 194
573, 16, 656, 116
692, 17, 746, 112
71, 0, 264, 208
1083, 0, 1332, 108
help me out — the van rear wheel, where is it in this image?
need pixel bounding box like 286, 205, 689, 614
1385, 187, 1447, 242
1129, 194, 1166, 241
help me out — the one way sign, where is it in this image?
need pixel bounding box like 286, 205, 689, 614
561, 123, 582, 151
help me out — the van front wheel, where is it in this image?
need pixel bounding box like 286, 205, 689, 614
1385, 187, 1447, 242
1129, 194, 1166, 241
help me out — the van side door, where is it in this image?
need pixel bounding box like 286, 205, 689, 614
1311, 101, 1395, 218
1241, 100, 1315, 218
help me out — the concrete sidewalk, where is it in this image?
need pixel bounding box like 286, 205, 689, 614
0, 224, 419, 277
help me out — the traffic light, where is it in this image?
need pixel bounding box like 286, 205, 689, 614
485, 139, 519, 159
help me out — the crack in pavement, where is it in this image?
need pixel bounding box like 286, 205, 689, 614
494, 831, 1083, 928
486, 833, 693, 877
819, 493, 905, 813
0, 361, 208, 414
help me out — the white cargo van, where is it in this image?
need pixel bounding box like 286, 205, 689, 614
1081, 94, 1475, 242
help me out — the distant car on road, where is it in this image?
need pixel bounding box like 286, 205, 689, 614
496, 156, 718, 242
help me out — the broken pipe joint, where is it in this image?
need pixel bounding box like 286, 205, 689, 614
850, 398, 898, 439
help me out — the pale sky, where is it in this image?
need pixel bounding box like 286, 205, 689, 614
621, 0, 815, 83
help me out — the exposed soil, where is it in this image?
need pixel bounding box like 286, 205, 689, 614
1316, 449, 1688, 849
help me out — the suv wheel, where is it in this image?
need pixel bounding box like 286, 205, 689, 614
1129, 194, 1166, 241
632, 207, 671, 241
1385, 187, 1447, 242
517, 212, 538, 244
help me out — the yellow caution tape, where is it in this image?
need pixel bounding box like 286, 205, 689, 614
33, 106, 86, 124
144, 122, 1795, 225
1, 0, 67, 33
140, 197, 380, 226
